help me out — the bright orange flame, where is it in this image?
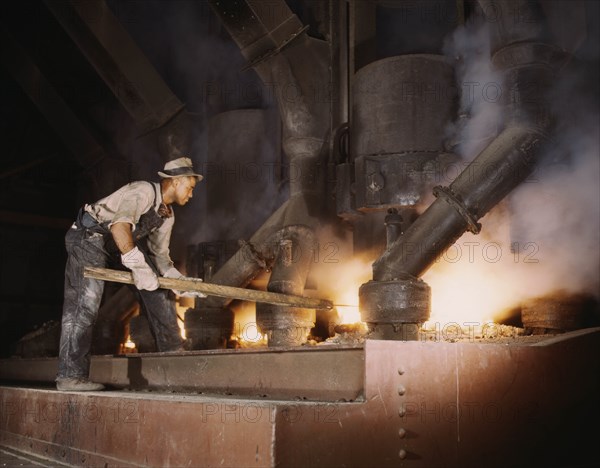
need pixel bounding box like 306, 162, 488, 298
175, 302, 188, 339
422, 232, 522, 328
124, 335, 136, 349
335, 288, 361, 325
231, 302, 267, 346
313, 257, 372, 325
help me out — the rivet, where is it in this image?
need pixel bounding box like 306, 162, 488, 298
398, 385, 406, 396
398, 428, 407, 438
399, 449, 407, 459
398, 368, 404, 375
398, 407, 406, 417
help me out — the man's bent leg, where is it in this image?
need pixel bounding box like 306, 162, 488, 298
138, 289, 185, 351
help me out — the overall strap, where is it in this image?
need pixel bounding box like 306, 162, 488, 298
132, 182, 168, 242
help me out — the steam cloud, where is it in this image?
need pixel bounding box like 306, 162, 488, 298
443, 18, 504, 162
110, 2, 598, 321
108, 0, 286, 266
423, 14, 600, 324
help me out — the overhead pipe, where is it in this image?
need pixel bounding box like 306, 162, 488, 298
360, 0, 565, 338
207, 0, 330, 220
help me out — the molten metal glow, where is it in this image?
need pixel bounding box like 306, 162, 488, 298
422, 235, 520, 328
175, 302, 188, 339
231, 302, 267, 346
323, 258, 372, 325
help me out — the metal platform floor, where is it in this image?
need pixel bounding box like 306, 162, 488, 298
1, 330, 599, 467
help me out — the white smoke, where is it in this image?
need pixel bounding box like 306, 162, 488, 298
443, 18, 504, 161
108, 0, 286, 262
424, 15, 600, 325
507, 65, 600, 299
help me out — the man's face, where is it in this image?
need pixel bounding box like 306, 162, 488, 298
173, 177, 197, 206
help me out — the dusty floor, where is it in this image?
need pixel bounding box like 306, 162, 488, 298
318, 323, 562, 346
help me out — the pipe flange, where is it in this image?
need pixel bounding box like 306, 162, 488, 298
256, 303, 315, 329
433, 185, 481, 234
238, 240, 268, 269
359, 278, 431, 325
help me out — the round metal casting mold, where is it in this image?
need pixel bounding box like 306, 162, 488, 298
256, 303, 315, 347
521, 294, 588, 333
359, 277, 431, 325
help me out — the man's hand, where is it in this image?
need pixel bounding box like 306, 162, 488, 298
163, 267, 207, 298
121, 247, 160, 291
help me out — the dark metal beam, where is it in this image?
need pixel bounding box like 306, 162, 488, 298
44, 0, 184, 135
0, 345, 365, 402
0, 26, 105, 168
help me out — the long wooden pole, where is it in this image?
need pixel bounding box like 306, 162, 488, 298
84, 267, 334, 310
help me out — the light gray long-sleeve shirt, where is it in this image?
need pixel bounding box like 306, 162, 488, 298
84, 181, 175, 274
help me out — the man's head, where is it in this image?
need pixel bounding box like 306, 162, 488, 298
158, 157, 203, 180
159, 157, 202, 206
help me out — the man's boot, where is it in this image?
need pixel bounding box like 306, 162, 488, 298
56, 377, 105, 391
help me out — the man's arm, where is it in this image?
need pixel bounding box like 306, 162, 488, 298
110, 222, 136, 254
111, 222, 159, 291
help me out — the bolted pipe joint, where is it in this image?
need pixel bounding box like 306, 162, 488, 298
358, 275, 431, 341
255, 304, 315, 347
359, 276, 430, 341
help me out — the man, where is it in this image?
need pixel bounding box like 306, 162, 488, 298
56, 157, 205, 391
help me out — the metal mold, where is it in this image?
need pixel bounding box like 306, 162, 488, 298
359, 277, 431, 340
521, 293, 592, 334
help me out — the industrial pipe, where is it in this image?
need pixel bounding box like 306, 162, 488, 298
256, 226, 317, 346
192, 0, 332, 347
372, 124, 551, 281
361, 0, 565, 337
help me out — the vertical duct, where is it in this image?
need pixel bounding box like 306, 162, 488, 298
203, 0, 332, 346
256, 227, 316, 347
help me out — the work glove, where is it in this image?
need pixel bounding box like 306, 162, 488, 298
121, 246, 160, 291
163, 267, 207, 298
